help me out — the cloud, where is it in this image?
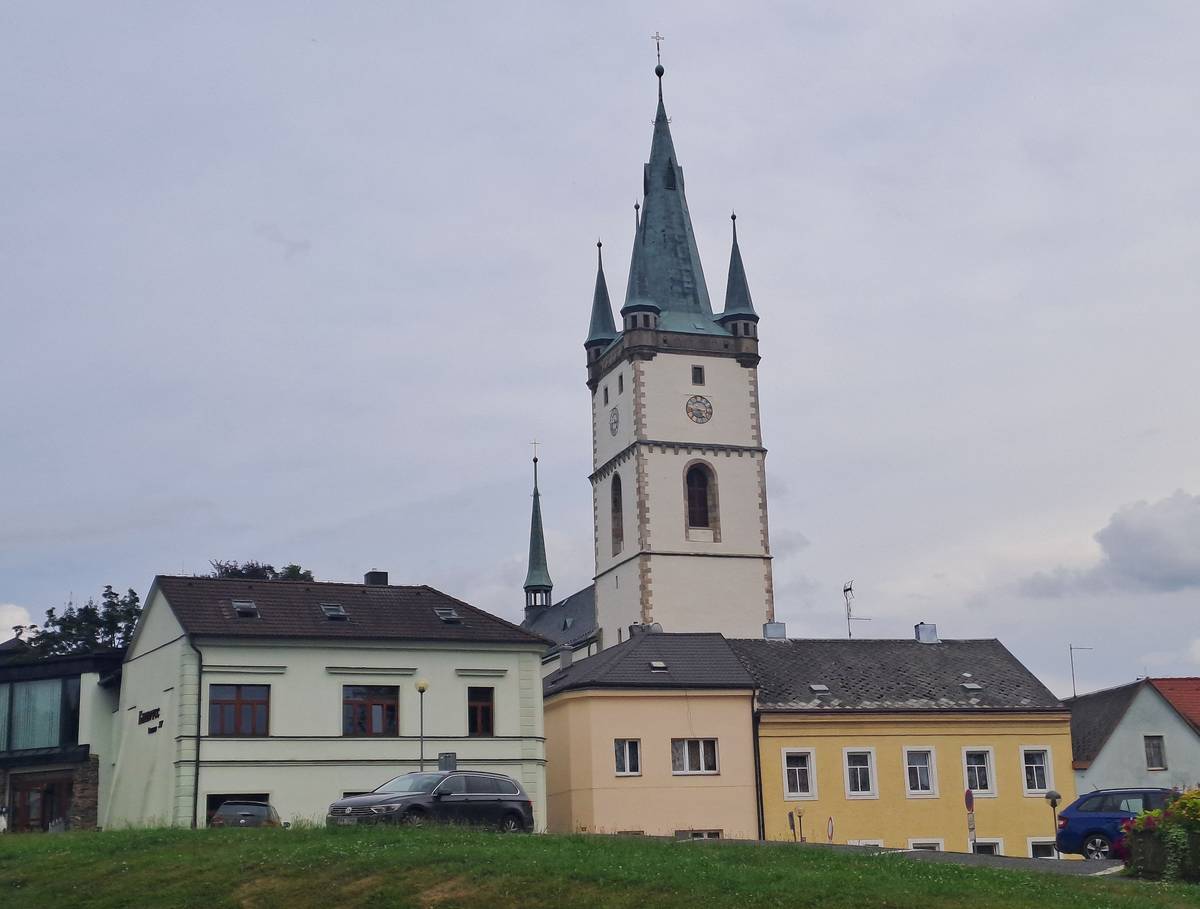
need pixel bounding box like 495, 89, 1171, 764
1190, 639, 1200, 666
0, 603, 34, 639
772, 530, 811, 561
1021, 491, 1200, 597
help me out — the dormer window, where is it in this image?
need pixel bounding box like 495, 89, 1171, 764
321, 603, 348, 621
433, 607, 462, 624
809, 684, 830, 693
649, 660, 668, 672
962, 682, 983, 691
232, 600, 258, 619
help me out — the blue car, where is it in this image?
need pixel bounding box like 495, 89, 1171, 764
1056, 788, 1173, 859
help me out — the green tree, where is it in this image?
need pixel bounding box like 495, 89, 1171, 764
23, 586, 142, 656
209, 560, 315, 581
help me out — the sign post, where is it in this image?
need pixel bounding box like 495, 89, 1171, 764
964, 789, 976, 852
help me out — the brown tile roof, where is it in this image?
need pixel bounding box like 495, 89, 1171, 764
153, 576, 548, 646
1149, 678, 1200, 734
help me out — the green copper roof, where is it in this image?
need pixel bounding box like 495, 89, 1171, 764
523, 459, 553, 592
718, 214, 757, 321
584, 241, 617, 347
622, 69, 720, 330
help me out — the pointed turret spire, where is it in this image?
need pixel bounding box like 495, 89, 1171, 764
584, 241, 617, 349
523, 456, 553, 619
718, 212, 758, 321
621, 59, 715, 328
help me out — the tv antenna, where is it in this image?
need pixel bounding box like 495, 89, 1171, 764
1069, 644, 1093, 698
844, 581, 870, 639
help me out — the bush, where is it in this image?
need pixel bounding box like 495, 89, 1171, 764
1125, 788, 1200, 881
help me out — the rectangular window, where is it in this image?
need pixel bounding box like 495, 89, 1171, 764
844, 748, 877, 798
208, 684, 270, 737
904, 748, 936, 796
964, 749, 994, 795
603, 386, 609, 405
692, 365, 705, 385
342, 685, 399, 737
973, 840, 1002, 856
677, 829, 722, 839
467, 687, 494, 737
908, 840, 943, 851
1029, 840, 1059, 859
782, 749, 816, 799
1021, 747, 1051, 794
10, 679, 64, 750
671, 738, 719, 774
614, 738, 641, 776
1144, 735, 1167, 770
618, 374, 624, 394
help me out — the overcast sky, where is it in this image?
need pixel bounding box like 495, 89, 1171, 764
3, 2, 1198, 698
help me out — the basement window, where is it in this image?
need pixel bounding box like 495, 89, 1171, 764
232, 600, 259, 619
321, 603, 348, 621
434, 607, 462, 624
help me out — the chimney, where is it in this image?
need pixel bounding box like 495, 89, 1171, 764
558, 648, 573, 670
915, 622, 939, 644
364, 570, 389, 586
763, 622, 786, 639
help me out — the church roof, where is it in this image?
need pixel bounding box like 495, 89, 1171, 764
620, 67, 726, 337
584, 242, 617, 347
718, 215, 757, 321
520, 584, 596, 654
523, 459, 552, 591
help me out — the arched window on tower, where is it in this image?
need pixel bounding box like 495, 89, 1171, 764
686, 466, 709, 527
611, 474, 624, 555
684, 462, 721, 542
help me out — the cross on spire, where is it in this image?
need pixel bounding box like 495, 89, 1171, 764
651, 31, 665, 65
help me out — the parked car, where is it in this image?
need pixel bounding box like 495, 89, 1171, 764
1056, 788, 1173, 859
326, 771, 533, 832
209, 800, 286, 828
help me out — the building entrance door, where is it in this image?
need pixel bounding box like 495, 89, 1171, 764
10, 773, 74, 832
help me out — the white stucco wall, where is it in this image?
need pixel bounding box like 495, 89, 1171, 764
107, 593, 547, 830
77, 670, 119, 822
1076, 684, 1200, 793
593, 363, 636, 467
639, 353, 758, 447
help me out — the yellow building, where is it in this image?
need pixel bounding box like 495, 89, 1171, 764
543, 633, 759, 839
732, 627, 1076, 857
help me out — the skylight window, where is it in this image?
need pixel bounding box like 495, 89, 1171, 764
962, 682, 983, 690
809, 684, 830, 693
321, 603, 348, 621
232, 600, 259, 619
433, 607, 462, 624
649, 660, 668, 672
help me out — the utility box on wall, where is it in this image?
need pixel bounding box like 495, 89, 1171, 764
437, 752, 457, 771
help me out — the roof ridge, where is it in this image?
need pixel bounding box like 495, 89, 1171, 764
156, 574, 432, 591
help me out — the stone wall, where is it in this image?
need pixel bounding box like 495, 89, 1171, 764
68, 756, 101, 830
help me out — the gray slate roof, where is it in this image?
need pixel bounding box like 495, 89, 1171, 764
153, 576, 547, 646
1064, 680, 1145, 766
729, 638, 1063, 713
520, 584, 597, 654
544, 632, 755, 697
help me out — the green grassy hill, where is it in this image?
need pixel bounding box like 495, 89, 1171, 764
2, 826, 1197, 909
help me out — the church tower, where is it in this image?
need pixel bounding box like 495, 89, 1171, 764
585, 61, 775, 648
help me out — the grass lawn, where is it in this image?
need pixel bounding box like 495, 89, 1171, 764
2, 826, 1199, 909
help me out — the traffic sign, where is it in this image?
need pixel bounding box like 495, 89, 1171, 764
826, 816, 834, 843
964, 788, 975, 812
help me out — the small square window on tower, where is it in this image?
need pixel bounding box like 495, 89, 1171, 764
692, 365, 705, 386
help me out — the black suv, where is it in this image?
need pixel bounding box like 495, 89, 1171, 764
326, 771, 534, 832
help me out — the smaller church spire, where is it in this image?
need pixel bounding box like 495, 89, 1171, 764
523, 455, 553, 618
717, 212, 759, 324
584, 240, 617, 350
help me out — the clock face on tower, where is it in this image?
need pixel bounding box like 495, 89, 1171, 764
609, 407, 620, 435
686, 395, 713, 424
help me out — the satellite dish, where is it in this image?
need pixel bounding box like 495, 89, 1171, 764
649, 623, 663, 633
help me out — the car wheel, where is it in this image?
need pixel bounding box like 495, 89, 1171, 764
400, 809, 427, 827
498, 813, 524, 833
1083, 834, 1112, 859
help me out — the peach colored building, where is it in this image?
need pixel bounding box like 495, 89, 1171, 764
543, 633, 758, 839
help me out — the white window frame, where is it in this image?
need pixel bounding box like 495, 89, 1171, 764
907, 839, 944, 851
781, 748, 818, 800
1019, 745, 1053, 796
902, 745, 938, 798
848, 839, 885, 847
614, 738, 642, 777
961, 746, 997, 797
1027, 837, 1060, 859
1144, 734, 1168, 770
842, 746, 878, 799
972, 837, 1005, 856
671, 737, 720, 775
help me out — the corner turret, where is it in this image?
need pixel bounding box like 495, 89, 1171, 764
715, 213, 759, 341
523, 457, 553, 623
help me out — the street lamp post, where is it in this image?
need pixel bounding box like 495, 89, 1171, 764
415, 679, 429, 771
1045, 790, 1062, 855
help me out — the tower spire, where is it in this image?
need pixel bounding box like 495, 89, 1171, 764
523, 452, 553, 619
584, 240, 617, 351
718, 211, 758, 324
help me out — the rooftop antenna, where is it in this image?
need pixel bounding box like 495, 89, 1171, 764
844, 581, 870, 639
1069, 644, 1093, 698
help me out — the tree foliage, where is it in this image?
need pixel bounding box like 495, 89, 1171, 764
14, 586, 142, 656
209, 560, 315, 581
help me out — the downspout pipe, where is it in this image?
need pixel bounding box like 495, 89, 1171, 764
187, 635, 204, 829
751, 691, 764, 840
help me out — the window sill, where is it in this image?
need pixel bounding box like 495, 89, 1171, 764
784, 792, 818, 801
969, 791, 998, 798
1023, 790, 1051, 798
1147, 767, 1168, 772
905, 791, 939, 799
845, 792, 879, 800
672, 770, 719, 776
685, 529, 715, 543
614, 772, 642, 778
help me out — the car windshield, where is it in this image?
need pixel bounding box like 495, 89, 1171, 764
374, 773, 444, 794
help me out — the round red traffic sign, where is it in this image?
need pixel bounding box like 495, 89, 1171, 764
964, 788, 975, 812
